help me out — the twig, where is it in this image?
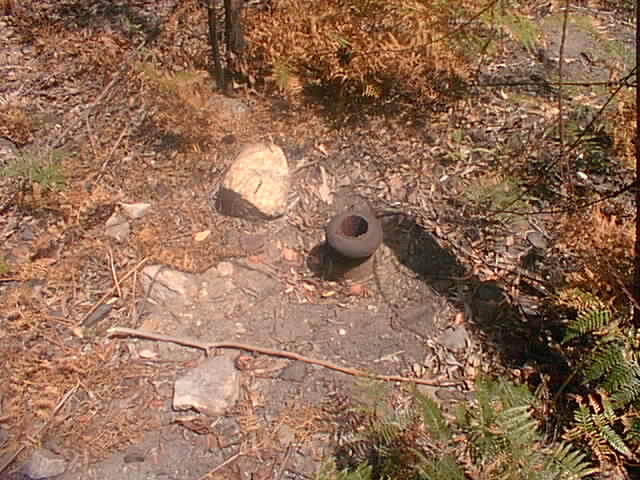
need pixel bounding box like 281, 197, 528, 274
199, 451, 241, 480
94, 125, 130, 184
107, 327, 459, 387
79, 256, 149, 326
108, 248, 122, 298
0, 384, 78, 475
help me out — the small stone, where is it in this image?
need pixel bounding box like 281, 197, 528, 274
437, 325, 469, 351
279, 362, 306, 382
83, 302, 113, 327
120, 202, 151, 220
140, 265, 199, 304
216, 261, 234, 277
173, 356, 240, 416
277, 425, 296, 446
22, 448, 67, 479
218, 143, 290, 219
123, 447, 146, 464
527, 231, 548, 250
104, 213, 130, 242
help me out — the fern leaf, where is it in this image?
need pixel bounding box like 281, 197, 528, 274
625, 418, 640, 444
602, 362, 640, 396
497, 405, 538, 446
611, 376, 640, 407
543, 442, 598, 480
563, 307, 611, 343
582, 342, 623, 384
415, 453, 466, 480
415, 391, 451, 443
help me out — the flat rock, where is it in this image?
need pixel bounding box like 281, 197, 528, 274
436, 325, 469, 351
173, 355, 240, 416
218, 143, 290, 219
104, 212, 130, 242
120, 202, 151, 220
22, 448, 67, 479
140, 265, 199, 305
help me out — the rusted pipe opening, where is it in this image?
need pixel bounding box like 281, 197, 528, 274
340, 215, 369, 238
323, 203, 383, 281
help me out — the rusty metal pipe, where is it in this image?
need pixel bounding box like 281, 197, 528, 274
324, 203, 383, 281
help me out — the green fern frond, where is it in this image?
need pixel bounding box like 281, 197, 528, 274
600, 363, 638, 397
625, 418, 640, 444
543, 442, 598, 479
594, 418, 633, 458
415, 453, 466, 480
497, 405, 538, 447
582, 342, 624, 384
564, 307, 612, 343
415, 391, 452, 443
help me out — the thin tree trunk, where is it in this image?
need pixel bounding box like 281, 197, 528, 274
223, 0, 245, 95
207, 0, 224, 90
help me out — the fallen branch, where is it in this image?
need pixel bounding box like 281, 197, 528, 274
107, 327, 458, 387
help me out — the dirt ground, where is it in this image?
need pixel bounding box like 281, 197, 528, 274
0, 1, 636, 479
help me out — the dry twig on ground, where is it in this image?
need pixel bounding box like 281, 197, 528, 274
107, 327, 459, 387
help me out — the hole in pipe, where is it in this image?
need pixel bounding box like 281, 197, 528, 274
341, 215, 369, 237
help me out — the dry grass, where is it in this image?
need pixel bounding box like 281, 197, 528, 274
607, 90, 636, 169
556, 207, 634, 307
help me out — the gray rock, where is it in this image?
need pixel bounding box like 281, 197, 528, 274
437, 325, 469, 351
120, 202, 151, 220
22, 448, 67, 479
398, 305, 437, 339
104, 212, 130, 242
207, 95, 251, 122
173, 355, 240, 416
218, 143, 290, 219
527, 231, 548, 250
0, 426, 7, 447
279, 362, 307, 382
140, 265, 199, 305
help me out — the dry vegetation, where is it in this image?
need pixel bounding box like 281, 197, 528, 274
0, 0, 638, 477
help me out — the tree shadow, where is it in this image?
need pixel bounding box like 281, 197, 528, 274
380, 212, 569, 386
298, 68, 470, 128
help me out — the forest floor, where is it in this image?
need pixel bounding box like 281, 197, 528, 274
0, 1, 636, 479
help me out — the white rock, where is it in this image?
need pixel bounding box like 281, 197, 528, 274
104, 212, 130, 242
22, 448, 67, 479
173, 356, 240, 416
120, 202, 151, 220
219, 143, 290, 219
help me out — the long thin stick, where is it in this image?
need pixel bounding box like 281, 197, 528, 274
107, 327, 458, 387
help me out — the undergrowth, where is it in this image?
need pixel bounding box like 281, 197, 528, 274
319, 290, 640, 479
317, 378, 596, 480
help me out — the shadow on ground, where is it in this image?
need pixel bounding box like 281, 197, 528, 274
381, 212, 570, 385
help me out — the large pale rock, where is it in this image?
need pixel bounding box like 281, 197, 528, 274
218, 143, 289, 219
173, 355, 240, 416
